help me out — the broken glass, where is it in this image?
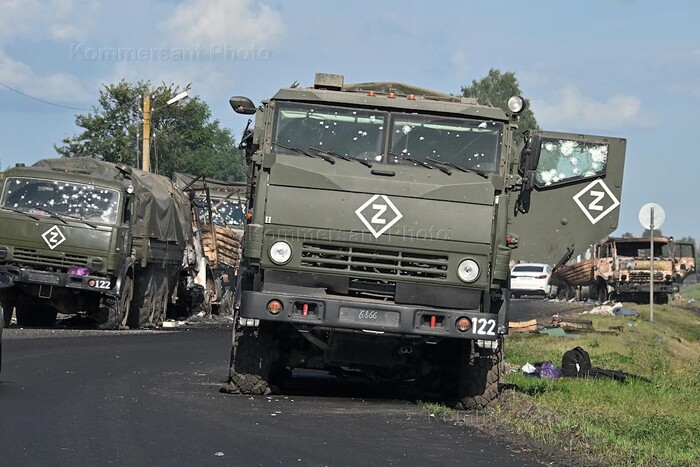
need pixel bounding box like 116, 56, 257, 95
1, 177, 121, 224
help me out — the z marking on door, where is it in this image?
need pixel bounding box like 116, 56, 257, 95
572, 179, 620, 225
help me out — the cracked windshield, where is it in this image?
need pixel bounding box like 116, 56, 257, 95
535, 139, 608, 187
389, 115, 502, 173
1, 177, 120, 224
274, 102, 386, 162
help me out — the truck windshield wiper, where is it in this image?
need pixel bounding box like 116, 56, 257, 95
2, 206, 41, 221
389, 152, 451, 175
426, 158, 489, 178
33, 207, 68, 225
309, 147, 373, 168
61, 212, 98, 229
273, 142, 335, 165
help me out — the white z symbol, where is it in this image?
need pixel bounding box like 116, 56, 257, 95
371, 204, 388, 225
50, 232, 59, 243
588, 190, 605, 212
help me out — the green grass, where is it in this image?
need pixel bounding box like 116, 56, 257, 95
681, 283, 700, 300
500, 301, 700, 466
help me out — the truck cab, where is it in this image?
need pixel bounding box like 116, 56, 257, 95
223, 73, 627, 408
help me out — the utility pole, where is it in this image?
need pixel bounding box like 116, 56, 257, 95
142, 92, 151, 172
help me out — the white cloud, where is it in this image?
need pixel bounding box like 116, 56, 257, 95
531, 85, 646, 130
160, 0, 284, 48
0, 51, 88, 102
0, 0, 94, 42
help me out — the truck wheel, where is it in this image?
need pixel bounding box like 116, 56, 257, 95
1, 297, 13, 327
455, 339, 503, 410
223, 321, 276, 395
654, 293, 668, 305
152, 276, 169, 326
596, 281, 608, 304
15, 298, 57, 327
129, 273, 157, 329
97, 275, 132, 330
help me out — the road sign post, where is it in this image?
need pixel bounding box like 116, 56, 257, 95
639, 203, 666, 322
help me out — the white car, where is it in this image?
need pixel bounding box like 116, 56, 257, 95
510, 263, 555, 298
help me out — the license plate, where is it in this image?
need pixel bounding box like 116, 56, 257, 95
338, 307, 400, 328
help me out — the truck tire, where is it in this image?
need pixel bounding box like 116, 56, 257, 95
97, 275, 132, 330
15, 298, 57, 327
1, 296, 13, 327
223, 321, 276, 395
129, 272, 158, 329
455, 339, 503, 410
654, 293, 668, 305
596, 281, 608, 304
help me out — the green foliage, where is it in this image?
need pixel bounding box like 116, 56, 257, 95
461, 68, 538, 137
55, 80, 245, 181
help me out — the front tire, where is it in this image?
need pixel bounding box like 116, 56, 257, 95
97, 275, 132, 330
455, 339, 504, 410
222, 320, 276, 395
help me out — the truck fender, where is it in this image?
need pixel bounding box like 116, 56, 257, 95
113, 257, 136, 297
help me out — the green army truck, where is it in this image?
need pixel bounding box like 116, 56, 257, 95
0, 157, 200, 329
221, 73, 627, 408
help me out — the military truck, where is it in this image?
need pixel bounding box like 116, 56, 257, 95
552, 236, 680, 304
221, 73, 626, 408
0, 157, 201, 329
173, 173, 246, 314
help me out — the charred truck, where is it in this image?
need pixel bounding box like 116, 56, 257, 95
222, 73, 627, 408
173, 172, 246, 313
0, 157, 201, 329
553, 236, 696, 304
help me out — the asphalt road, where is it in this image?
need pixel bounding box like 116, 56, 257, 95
0, 321, 556, 467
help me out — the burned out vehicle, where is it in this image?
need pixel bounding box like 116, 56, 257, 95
552, 236, 681, 304
222, 73, 626, 408
0, 157, 201, 328
671, 241, 696, 283
173, 173, 245, 313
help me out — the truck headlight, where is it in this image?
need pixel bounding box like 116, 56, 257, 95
457, 259, 480, 283
269, 241, 292, 265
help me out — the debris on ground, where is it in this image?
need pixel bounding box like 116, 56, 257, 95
509, 319, 538, 333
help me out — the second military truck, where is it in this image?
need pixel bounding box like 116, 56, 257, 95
0, 157, 202, 329
222, 73, 627, 408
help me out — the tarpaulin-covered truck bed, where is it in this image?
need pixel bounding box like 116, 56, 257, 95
34, 157, 193, 245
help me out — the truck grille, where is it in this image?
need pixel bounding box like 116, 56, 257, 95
629, 271, 666, 282
13, 247, 89, 270
300, 242, 448, 280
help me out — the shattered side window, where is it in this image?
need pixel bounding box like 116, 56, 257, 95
195, 197, 244, 227
535, 139, 608, 188
1, 177, 121, 224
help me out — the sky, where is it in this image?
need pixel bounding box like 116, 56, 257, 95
0, 0, 698, 241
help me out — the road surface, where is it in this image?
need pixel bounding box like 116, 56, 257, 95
0, 321, 560, 467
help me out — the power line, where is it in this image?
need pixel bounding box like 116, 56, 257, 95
0, 80, 91, 111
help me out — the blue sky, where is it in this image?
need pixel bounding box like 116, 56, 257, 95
1, 0, 698, 241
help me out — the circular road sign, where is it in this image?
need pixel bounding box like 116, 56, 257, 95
639, 203, 666, 230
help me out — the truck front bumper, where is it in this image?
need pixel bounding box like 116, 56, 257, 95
239, 290, 502, 340
0, 266, 115, 296
617, 283, 679, 294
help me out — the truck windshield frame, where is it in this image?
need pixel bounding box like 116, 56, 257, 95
272, 101, 504, 174
0, 176, 121, 225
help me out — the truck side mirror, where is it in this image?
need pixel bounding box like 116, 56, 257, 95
519, 134, 541, 174
229, 96, 257, 115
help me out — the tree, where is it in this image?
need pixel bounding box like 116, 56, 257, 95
55, 81, 245, 181
621, 232, 636, 238
461, 68, 538, 137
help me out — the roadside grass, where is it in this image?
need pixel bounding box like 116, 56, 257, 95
681, 283, 700, 301
502, 302, 700, 466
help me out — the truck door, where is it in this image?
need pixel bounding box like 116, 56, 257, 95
511, 131, 626, 264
